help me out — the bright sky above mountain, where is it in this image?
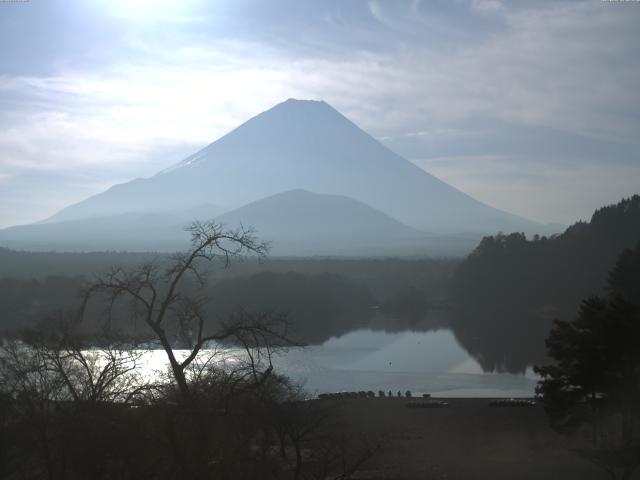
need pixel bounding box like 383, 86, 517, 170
0, 0, 639, 228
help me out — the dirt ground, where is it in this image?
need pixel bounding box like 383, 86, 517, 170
320, 397, 615, 480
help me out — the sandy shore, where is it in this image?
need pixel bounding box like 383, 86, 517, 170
320, 397, 609, 480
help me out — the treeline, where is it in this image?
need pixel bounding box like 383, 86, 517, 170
451, 194, 640, 372
207, 272, 374, 343
0, 276, 84, 332
0, 248, 154, 278
0, 258, 457, 344
0, 250, 455, 300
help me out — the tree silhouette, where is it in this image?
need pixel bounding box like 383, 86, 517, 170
452, 195, 640, 372
535, 242, 640, 480
81, 221, 293, 400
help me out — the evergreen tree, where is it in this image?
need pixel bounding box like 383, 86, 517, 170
535, 243, 640, 480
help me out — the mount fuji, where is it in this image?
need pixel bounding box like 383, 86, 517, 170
2, 99, 543, 254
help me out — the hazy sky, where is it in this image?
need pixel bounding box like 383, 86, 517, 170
1, 0, 639, 228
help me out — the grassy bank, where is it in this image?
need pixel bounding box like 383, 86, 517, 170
320, 397, 607, 480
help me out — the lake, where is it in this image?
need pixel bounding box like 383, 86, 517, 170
274, 329, 539, 397
139, 328, 539, 398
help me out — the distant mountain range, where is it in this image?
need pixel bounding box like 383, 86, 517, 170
0, 190, 479, 255
1, 99, 558, 255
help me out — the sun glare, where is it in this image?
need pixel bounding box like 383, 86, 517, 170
101, 0, 198, 22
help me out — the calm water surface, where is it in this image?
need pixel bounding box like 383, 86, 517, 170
140, 329, 538, 398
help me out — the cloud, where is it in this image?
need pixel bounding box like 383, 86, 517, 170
0, 46, 407, 176
350, 2, 640, 146
3, 2, 639, 164
470, 0, 504, 13
413, 155, 640, 224
0, 0, 638, 227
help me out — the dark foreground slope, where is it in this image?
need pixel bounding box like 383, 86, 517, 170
321, 398, 605, 479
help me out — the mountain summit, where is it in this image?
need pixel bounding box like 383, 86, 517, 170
45, 98, 535, 234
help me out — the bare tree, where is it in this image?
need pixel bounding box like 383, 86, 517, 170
0, 315, 153, 480
80, 221, 293, 400
21, 317, 148, 405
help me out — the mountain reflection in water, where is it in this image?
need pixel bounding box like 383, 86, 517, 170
135, 329, 538, 398
275, 329, 539, 397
